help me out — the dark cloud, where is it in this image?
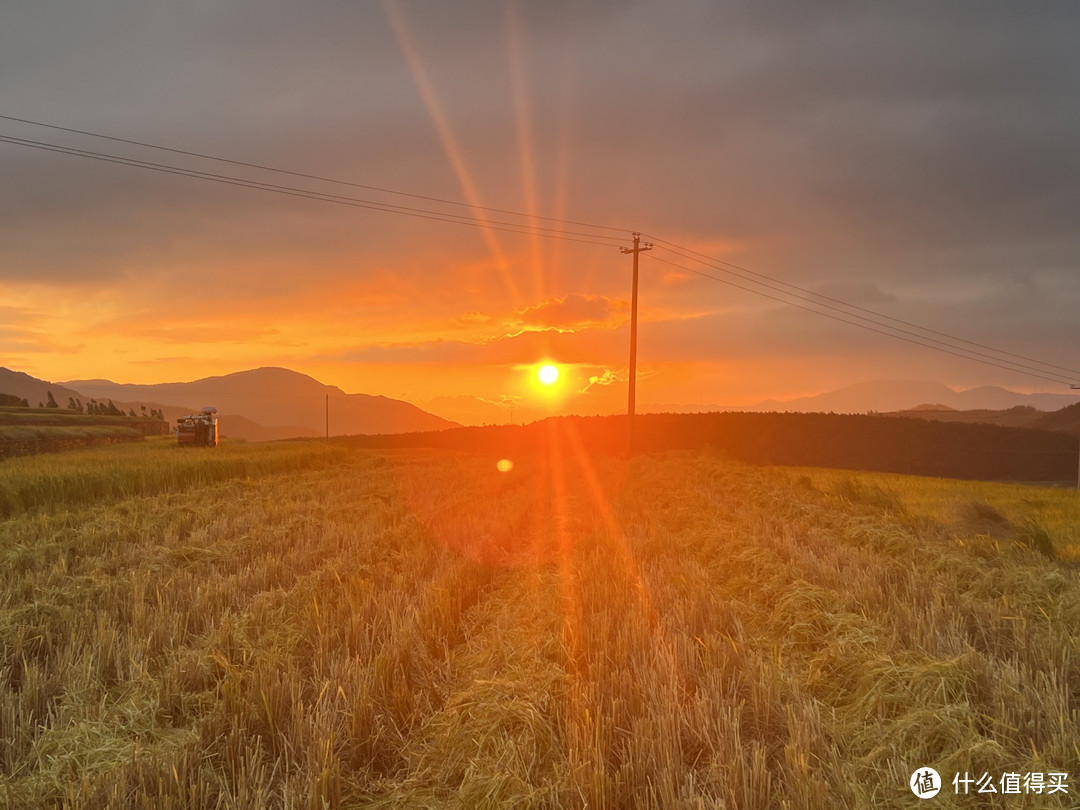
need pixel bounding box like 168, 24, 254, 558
6, 2, 1078, 273
3, 1, 1079, 394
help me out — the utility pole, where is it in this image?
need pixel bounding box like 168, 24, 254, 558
621, 232, 652, 456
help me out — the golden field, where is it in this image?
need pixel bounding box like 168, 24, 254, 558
1, 434, 1077, 808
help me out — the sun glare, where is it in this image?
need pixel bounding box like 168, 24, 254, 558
538, 364, 559, 385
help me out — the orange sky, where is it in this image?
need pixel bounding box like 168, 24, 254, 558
3, 3, 1079, 425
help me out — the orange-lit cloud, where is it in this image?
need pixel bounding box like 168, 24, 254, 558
578, 368, 624, 394
513, 293, 625, 330
106, 324, 290, 345
453, 311, 495, 327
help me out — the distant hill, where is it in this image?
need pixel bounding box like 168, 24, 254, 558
1032, 402, 1080, 434
215, 415, 319, 442
0, 368, 89, 409
890, 402, 1080, 435
60, 367, 458, 437
751, 380, 1078, 414
647, 380, 1078, 417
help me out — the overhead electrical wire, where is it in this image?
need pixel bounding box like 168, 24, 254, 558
0, 113, 626, 235
0, 133, 626, 249
645, 242, 1080, 384
643, 233, 1080, 380
645, 252, 1075, 386
1, 114, 1076, 387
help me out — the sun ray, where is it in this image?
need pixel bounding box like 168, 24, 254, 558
503, 1, 545, 301
544, 420, 588, 679
545, 421, 599, 796
545, 13, 588, 299
557, 419, 688, 697
380, 0, 522, 305
563, 426, 693, 726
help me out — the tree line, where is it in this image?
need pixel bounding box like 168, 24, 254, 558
1, 390, 165, 420
342, 411, 1080, 483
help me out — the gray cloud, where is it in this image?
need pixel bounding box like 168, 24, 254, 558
3, 1, 1079, 392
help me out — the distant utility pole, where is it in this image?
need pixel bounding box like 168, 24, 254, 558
1072, 384, 1080, 491
621, 232, 653, 456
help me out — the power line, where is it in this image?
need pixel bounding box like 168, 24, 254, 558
0, 113, 627, 235
646, 242, 1076, 383
644, 234, 1080, 380
0, 134, 625, 249
645, 252, 1075, 386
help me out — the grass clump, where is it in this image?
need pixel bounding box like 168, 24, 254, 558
832, 477, 906, 516
955, 499, 1058, 560
1015, 517, 1057, 561
958, 499, 1014, 538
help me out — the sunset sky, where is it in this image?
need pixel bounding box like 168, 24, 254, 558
3, 2, 1079, 425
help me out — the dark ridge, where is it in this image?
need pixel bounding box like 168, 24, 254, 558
337, 411, 1079, 483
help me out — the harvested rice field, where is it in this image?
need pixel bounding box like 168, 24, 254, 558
1, 435, 1077, 808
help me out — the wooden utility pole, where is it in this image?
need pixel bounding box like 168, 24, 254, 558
621, 232, 652, 455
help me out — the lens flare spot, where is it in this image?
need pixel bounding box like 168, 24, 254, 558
496, 458, 514, 473
538, 364, 559, 385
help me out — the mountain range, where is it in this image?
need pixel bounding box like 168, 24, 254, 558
652, 379, 1078, 415
0, 367, 457, 440
3, 366, 1077, 441
750, 379, 1078, 413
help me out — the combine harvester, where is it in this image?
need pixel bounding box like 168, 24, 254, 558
176, 407, 218, 447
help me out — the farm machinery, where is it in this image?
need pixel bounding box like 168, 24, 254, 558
177, 407, 218, 447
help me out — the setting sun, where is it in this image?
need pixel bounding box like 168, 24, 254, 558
538, 364, 560, 385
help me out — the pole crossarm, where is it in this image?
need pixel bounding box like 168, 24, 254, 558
622, 231, 653, 456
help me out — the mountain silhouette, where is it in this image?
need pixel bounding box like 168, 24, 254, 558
750, 380, 1076, 413
14, 366, 459, 438
0, 367, 89, 409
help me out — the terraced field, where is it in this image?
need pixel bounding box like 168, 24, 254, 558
1, 433, 1077, 808
0, 406, 168, 459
